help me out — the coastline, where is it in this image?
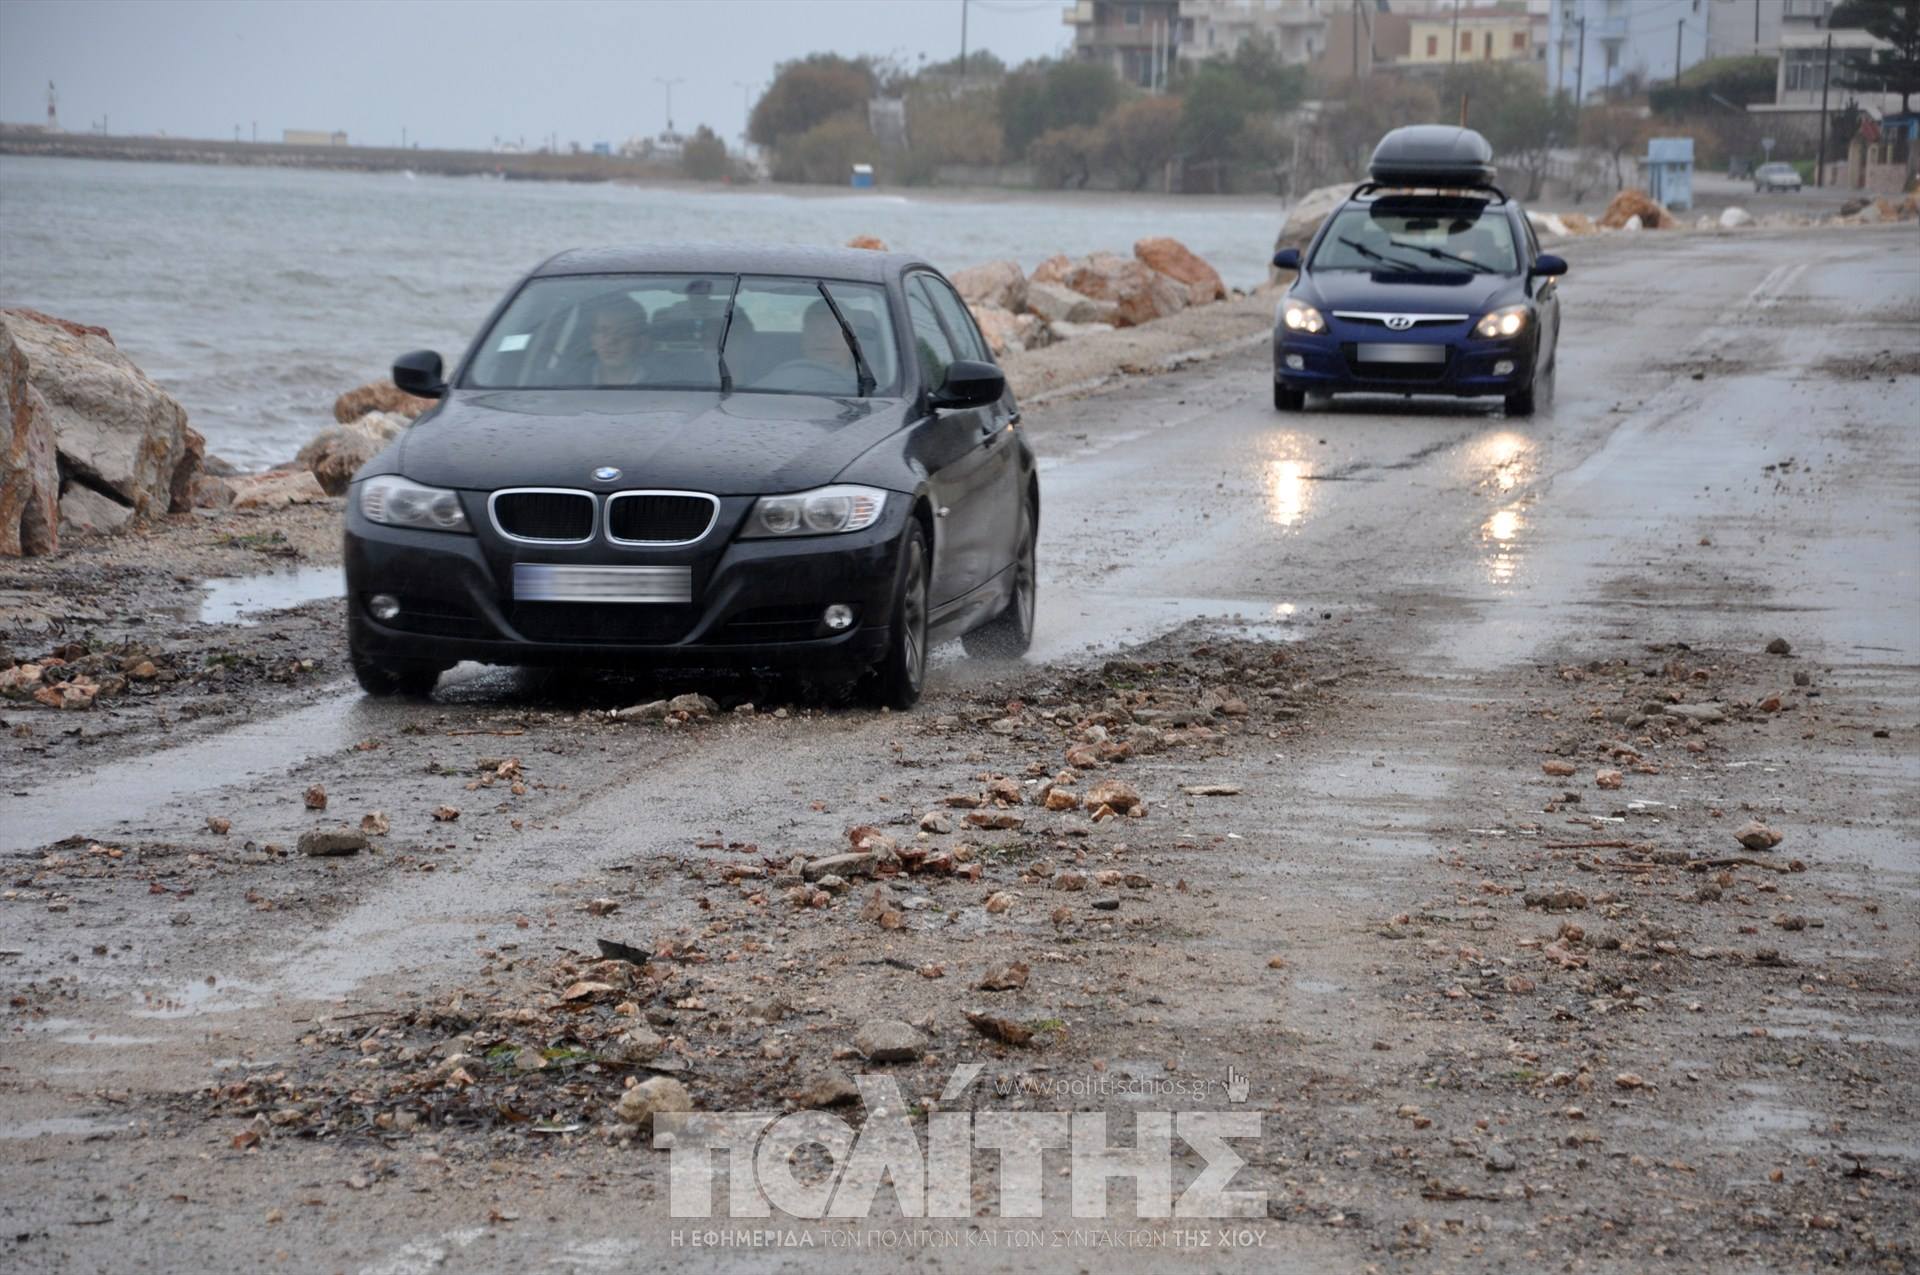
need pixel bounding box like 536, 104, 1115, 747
0, 127, 1286, 208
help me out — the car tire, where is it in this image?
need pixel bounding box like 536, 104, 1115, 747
351, 650, 443, 698
867, 522, 930, 710
1274, 383, 1305, 412
1504, 379, 1537, 418
962, 496, 1037, 660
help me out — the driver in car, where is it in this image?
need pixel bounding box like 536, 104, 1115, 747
581, 293, 651, 386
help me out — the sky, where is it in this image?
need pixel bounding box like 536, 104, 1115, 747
0, 0, 1070, 150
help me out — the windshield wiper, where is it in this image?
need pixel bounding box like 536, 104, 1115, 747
1388, 238, 1495, 273
814, 282, 876, 397
1337, 237, 1419, 273
715, 275, 742, 394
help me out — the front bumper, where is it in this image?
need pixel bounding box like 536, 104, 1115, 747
344, 490, 906, 674
1274, 322, 1534, 398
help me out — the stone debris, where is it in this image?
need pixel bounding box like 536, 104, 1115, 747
853, 1019, 924, 1063
977, 961, 1030, 991
613, 1076, 692, 1130
298, 826, 367, 857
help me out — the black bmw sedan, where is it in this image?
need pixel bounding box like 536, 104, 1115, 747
344, 244, 1038, 709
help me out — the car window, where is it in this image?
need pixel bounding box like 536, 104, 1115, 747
725, 277, 899, 396
905, 283, 957, 390
1311, 203, 1520, 275
1520, 212, 1541, 261
465, 273, 901, 395
914, 275, 991, 364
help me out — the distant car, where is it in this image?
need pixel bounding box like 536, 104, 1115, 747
344, 244, 1038, 708
1754, 162, 1803, 193
1271, 125, 1566, 417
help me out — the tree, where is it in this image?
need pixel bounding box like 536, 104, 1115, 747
1831, 0, 1920, 111
681, 125, 730, 181
1440, 63, 1574, 200
1580, 105, 1649, 190
997, 60, 1122, 157
1318, 76, 1440, 181
1028, 124, 1101, 188
749, 55, 874, 149
770, 111, 873, 185
1180, 66, 1262, 185
1649, 56, 1779, 115
1100, 96, 1182, 189
905, 81, 1004, 170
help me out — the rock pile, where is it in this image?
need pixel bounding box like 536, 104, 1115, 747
1599, 188, 1675, 230
952, 237, 1232, 357
2, 308, 205, 555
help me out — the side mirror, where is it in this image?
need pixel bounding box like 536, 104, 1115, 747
392, 349, 447, 400
930, 359, 1006, 411
1530, 254, 1568, 278
1272, 247, 1302, 271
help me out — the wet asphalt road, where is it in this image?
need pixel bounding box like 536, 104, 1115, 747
6, 223, 1917, 971
1, 224, 1915, 1273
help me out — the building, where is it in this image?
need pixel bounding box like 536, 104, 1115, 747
1316, 5, 1412, 81
1173, 0, 1329, 65
283, 129, 348, 147
1064, 0, 1331, 87
1063, 0, 1183, 88
1747, 26, 1902, 123
1546, 0, 1839, 102
1405, 6, 1534, 65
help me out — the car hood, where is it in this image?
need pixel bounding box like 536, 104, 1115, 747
1300, 270, 1523, 316
394, 390, 912, 495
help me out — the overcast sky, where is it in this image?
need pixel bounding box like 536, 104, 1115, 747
1, 0, 1069, 150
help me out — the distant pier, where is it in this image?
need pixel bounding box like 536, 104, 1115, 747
0, 126, 682, 183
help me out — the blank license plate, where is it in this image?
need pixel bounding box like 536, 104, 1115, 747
1355, 343, 1447, 364
513, 563, 692, 604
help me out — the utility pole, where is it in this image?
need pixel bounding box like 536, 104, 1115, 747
1673, 18, 1684, 85
251, 120, 257, 143
1353, 2, 1361, 79
1574, 15, 1586, 108
1451, 0, 1461, 66
655, 76, 685, 136
959, 0, 968, 79
1814, 32, 1833, 187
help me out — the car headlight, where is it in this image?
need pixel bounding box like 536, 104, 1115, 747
740, 485, 887, 538
1475, 306, 1529, 339
359, 475, 469, 532
1281, 301, 1326, 334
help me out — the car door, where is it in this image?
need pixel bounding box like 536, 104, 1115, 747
1520, 212, 1560, 364
903, 275, 998, 607
916, 272, 1022, 577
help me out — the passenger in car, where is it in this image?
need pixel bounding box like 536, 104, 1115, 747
580, 293, 651, 386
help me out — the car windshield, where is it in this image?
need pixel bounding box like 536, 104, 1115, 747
463, 273, 901, 396
1310, 202, 1519, 275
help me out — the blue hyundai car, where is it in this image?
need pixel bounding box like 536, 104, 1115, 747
1272, 126, 1566, 417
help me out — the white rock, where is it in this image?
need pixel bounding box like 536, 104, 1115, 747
1718, 206, 1754, 229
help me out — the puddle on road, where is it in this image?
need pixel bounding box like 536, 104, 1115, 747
197, 564, 343, 626
132, 974, 263, 1018
0, 693, 377, 854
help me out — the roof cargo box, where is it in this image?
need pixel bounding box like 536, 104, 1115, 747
1368, 126, 1497, 187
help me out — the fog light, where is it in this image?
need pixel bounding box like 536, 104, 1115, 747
1493, 360, 1515, 376
822, 604, 854, 632
368, 593, 401, 621
1285, 354, 1305, 370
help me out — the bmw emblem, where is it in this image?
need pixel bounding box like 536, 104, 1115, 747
592, 466, 621, 482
